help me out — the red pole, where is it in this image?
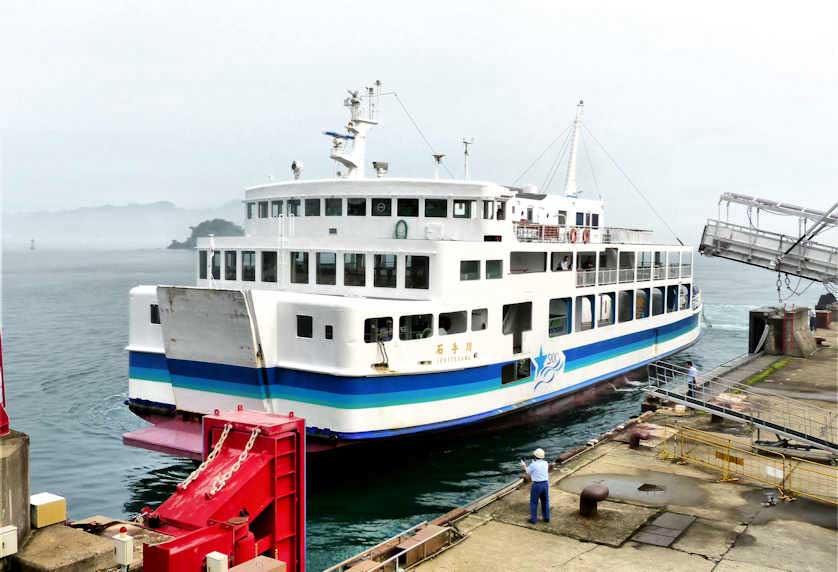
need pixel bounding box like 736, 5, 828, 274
0, 330, 8, 436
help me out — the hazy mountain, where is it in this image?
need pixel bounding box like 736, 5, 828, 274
3, 200, 243, 250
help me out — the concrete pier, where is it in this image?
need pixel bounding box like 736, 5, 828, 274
337, 325, 838, 572
0, 429, 30, 572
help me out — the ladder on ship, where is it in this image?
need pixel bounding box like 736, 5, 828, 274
645, 360, 838, 455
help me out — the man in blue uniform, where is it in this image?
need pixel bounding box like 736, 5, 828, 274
520, 448, 550, 524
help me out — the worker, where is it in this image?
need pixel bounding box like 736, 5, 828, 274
686, 360, 699, 399
809, 307, 816, 331
520, 448, 550, 524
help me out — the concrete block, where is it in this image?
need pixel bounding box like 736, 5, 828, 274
0, 429, 30, 571
13, 524, 115, 572
230, 555, 287, 572
30, 493, 66, 529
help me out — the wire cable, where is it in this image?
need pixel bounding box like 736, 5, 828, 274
582, 124, 684, 246
387, 92, 455, 178
581, 133, 600, 198
542, 130, 574, 192
511, 123, 574, 185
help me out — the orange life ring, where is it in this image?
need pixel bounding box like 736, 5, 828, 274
569, 228, 578, 243
582, 228, 591, 244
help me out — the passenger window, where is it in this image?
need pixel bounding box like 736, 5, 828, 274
399, 314, 433, 340
364, 317, 393, 343
372, 198, 392, 216
482, 200, 494, 219
405, 255, 429, 289
224, 251, 237, 280
290, 252, 309, 284
316, 252, 337, 285
460, 260, 480, 280
557, 210, 567, 226
502, 359, 531, 384
585, 213, 591, 227
199, 250, 208, 279
453, 200, 473, 218
510, 252, 546, 274
397, 198, 419, 217
261, 251, 277, 282
496, 201, 506, 220
486, 259, 503, 279
424, 199, 447, 218
471, 308, 488, 331
246, 203, 255, 219
438, 311, 467, 335
287, 199, 300, 216
548, 298, 572, 337
325, 198, 342, 216
575, 212, 584, 226
296, 315, 313, 338
324, 325, 334, 340
344, 253, 366, 286
374, 254, 397, 288
258, 201, 269, 218
347, 198, 366, 216
551, 252, 572, 271
305, 198, 321, 216
150, 304, 160, 324
211, 251, 221, 279
242, 251, 256, 281
591, 213, 600, 228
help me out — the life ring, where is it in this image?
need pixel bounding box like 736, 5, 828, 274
394, 219, 408, 239
569, 228, 578, 243
582, 228, 591, 244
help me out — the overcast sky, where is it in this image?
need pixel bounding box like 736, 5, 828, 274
2, 0, 836, 242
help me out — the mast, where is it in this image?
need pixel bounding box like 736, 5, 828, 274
327, 82, 380, 179
563, 100, 584, 197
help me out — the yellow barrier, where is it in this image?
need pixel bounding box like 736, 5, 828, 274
660, 427, 838, 505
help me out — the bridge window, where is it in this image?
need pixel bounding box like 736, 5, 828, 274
305, 198, 321, 216
246, 202, 255, 219
325, 198, 342, 216
551, 252, 572, 271
258, 201, 269, 218
496, 201, 506, 220
397, 198, 419, 217
405, 255, 429, 289
482, 200, 494, 219
316, 252, 337, 285
287, 199, 301, 216
364, 317, 393, 343
548, 298, 572, 337
399, 314, 433, 340
224, 251, 237, 280
242, 251, 256, 281
425, 198, 448, 218
211, 251, 221, 280
271, 200, 283, 217
557, 210, 567, 226
471, 308, 488, 331
585, 213, 591, 227
486, 259, 503, 279
344, 253, 366, 286
150, 304, 160, 325
372, 198, 392, 216
439, 311, 467, 335
325, 325, 333, 340
591, 213, 600, 228
374, 254, 397, 288
460, 260, 480, 280
453, 200, 473, 219
575, 212, 584, 226
199, 250, 207, 279
347, 198, 366, 216
261, 251, 277, 282
510, 251, 546, 274
290, 251, 308, 284
297, 315, 313, 338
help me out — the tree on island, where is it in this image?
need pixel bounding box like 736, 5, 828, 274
168, 218, 244, 249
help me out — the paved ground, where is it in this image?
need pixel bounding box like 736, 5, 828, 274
414, 327, 838, 572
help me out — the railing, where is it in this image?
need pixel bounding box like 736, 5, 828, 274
660, 427, 838, 505
652, 266, 665, 280
579, 320, 594, 331
598, 269, 618, 284
637, 266, 652, 281
576, 269, 596, 287
513, 223, 654, 244
692, 291, 702, 309
618, 268, 635, 283
597, 318, 613, 327
668, 264, 680, 279
647, 361, 837, 453
680, 263, 692, 277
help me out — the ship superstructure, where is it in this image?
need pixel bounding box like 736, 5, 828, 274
126, 86, 701, 453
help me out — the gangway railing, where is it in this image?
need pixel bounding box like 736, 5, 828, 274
646, 360, 837, 454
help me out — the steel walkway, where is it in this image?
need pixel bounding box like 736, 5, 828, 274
646, 360, 837, 455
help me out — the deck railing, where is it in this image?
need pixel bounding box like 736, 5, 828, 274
637, 266, 652, 281
576, 269, 597, 287
618, 268, 635, 283
652, 266, 665, 280
598, 269, 618, 285
514, 223, 653, 244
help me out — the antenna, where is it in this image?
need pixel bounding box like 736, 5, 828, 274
462, 137, 474, 180
564, 100, 584, 197
433, 154, 445, 179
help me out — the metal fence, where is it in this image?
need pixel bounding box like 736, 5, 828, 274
661, 427, 838, 505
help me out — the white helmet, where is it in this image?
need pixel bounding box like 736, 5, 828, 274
533, 448, 545, 459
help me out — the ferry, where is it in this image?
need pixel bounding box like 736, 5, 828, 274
124, 85, 701, 458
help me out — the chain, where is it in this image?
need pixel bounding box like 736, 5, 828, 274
178, 423, 232, 491
209, 426, 261, 496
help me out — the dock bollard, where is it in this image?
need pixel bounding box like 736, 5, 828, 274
579, 484, 609, 517
628, 429, 650, 449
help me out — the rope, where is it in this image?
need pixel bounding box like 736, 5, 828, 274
511, 123, 573, 185
388, 92, 455, 178
581, 124, 685, 246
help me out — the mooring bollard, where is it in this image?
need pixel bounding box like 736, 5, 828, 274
579, 484, 609, 517
628, 429, 651, 449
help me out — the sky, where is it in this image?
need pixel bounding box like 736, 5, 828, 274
1, 0, 836, 243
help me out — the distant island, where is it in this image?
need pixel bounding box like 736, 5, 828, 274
167, 218, 244, 249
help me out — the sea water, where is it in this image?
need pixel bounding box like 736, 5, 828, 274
1, 249, 798, 569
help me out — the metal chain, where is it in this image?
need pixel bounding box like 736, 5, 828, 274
209, 426, 261, 496
179, 423, 232, 491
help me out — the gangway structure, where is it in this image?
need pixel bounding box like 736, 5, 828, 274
645, 360, 837, 455
699, 193, 838, 285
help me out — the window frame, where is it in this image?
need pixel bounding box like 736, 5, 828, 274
424, 198, 448, 218
486, 259, 503, 279
316, 252, 337, 285
344, 253, 366, 286
347, 198, 367, 216
374, 254, 398, 288
261, 251, 278, 283
459, 260, 481, 281
242, 251, 256, 281
305, 198, 321, 216
397, 198, 419, 217
325, 198, 342, 216
224, 250, 237, 280
296, 315, 313, 338
290, 251, 309, 284
371, 197, 392, 217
